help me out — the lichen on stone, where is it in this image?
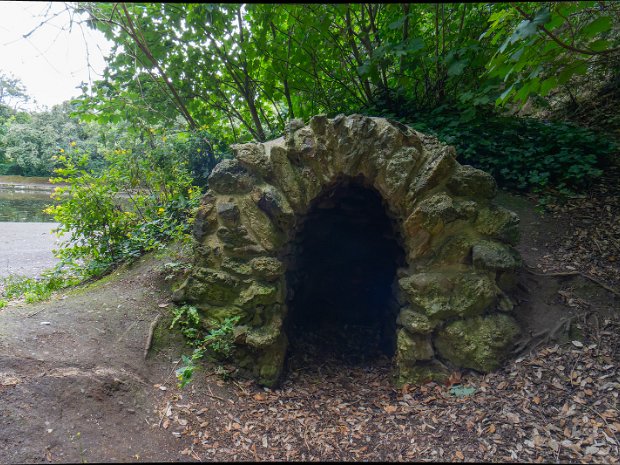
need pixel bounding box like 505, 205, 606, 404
399, 271, 497, 320
178, 114, 522, 387
435, 314, 521, 372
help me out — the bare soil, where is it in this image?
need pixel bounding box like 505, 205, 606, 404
0, 186, 618, 463
0, 252, 194, 463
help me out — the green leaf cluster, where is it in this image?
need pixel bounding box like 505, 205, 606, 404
169, 305, 240, 388
0, 264, 82, 304
406, 106, 617, 192
46, 134, 203, 276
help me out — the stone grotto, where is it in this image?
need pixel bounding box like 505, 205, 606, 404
173, 114, 522, 387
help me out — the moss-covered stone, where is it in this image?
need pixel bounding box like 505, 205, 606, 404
435, 314, 521, 372
269, 146, 305, 211
256, 333, 288, 387
404, 193, 459, 236
407, 145, 456, 199
216, 225, 257, 247
397, 307, 437, 335
454, 199, 480, 221
193, 244, 223, 269
178, 114, 522, 387
287, 126, 317, 163
220, 257, 253, 277
374, 146, 422, 204
252, 185, 295, 232
208, 158, 255, 194
243, 312, 283, 349
447, 164, 497, 199
216, 201, 240, 227
233, 142, 272, 179
475, 205, 520, 245
236, 282, 280, 309
396, 328, 434, 363
432, 235, 474, 266
472, 240, 521, 272
183, 267, 241, 306
193, 193, 219, 242
250, 256, 284, 281
202, 305, 247, 327
238, 196, 285, 252
395, 360, 450, 387
399, 271, 497, 319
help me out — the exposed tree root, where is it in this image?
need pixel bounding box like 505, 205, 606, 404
513, 315, 578, 355
144, 314, 161, 360
524, 267, 620, 297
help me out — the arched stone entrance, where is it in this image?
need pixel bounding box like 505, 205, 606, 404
174, 114, 522, 387
284, 175, 406, 363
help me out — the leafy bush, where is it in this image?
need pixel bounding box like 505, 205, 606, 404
46, 140, 201, 277
169, 305, 240, 388
406, 107, 618, 192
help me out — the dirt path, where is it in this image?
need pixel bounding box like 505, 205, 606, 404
0, 190, 618, 463
0, 253, 193, 463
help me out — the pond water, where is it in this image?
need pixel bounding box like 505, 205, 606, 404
0, 188, 55, 222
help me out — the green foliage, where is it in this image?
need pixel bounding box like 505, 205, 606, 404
0, 71, 29, 109
169, 306, 240, 388
159, 261, 192, 282
0, 102, 104, 177
170, 304, 201, 339
80, 2, 617, 141
46, 138, 201, 276
0, 264, 82, 304
407, 106, 617, 192
77, 3, 506, 142
485, 2, 620, 106
71, 3, 618, 198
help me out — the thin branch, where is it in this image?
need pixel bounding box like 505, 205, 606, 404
511, 3, 620, 56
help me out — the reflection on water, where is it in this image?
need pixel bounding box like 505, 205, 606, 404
0, 189, 56, 222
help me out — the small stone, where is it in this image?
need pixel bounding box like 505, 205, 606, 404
472, 240, 521, 272
397, 308, 436, 335
250, 257, 284, 281
208, 159, 255, 194
183, 268, 241, 306
496, 292, 515, 312
475, 205, 520, 245
447, 164, 497, 199
236, 282, 280, 309
233, 143, 271, 179
396, 329, 434, 363
404, 193, 459, 236
216, 202, 240, 226
395, 360, 449, 387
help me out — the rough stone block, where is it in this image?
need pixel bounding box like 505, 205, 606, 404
435, 314, 521, 372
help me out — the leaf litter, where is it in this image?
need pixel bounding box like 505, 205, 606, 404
150, 170, 619, 461
151, 312, 619, 462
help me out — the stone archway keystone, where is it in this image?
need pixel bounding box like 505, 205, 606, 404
174, 114, 522, 387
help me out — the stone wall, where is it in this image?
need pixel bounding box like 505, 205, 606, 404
173, 114, 522, 386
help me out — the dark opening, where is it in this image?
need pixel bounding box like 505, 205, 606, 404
284, 176, 406, 369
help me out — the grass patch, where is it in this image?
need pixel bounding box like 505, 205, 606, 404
1, 265, 82, 304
